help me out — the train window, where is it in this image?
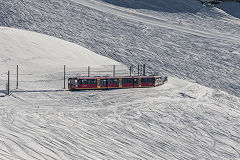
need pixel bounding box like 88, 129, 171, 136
114, 79, 119, 85
122, 78, 126, 84
78, 79, 97, 85
155, 77, 162, 84
100, 79, 107, 87
141, 78, 154, 83
82, 79, 87, 84
108, 79, 113, 84
89, 79, 97, 84
123, 78, 133, 85
108, 79, 119, 85
79, 80, 82, 84
141, 78, 146, 83
122, 78, 125, 84
134, 78, 138, 85
69, 79, 77, 87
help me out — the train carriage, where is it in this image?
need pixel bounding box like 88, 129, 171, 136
133, 76, 141, 88
68, 78, 77, 90
106, 77, 120, 89
133, 76, 157, 88
78, 77, 98, 89
120, 76, 134, 88
68, 77, 105, 90
154, 76, 163, 87
140, 76, 155, 87
99, 78, 108, 89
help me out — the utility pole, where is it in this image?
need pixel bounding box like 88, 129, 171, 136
16, 65, 18, 89
131, 65, 133, 76
140, 65, 143, 76
143, 64, 146, 76
64, 65, 66, 89
129, 66, 132, 76
113, 65, 115, 77
7, 71, 10, 95
88, 66, 90, 77
138, 65, 140, 76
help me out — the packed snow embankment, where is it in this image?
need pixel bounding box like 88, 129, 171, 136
0, 27, 123, 90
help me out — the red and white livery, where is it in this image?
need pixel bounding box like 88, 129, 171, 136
68, 76, 165, 90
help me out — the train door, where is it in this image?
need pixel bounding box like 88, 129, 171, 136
134, 78, 138, 88
97, 79, 101, 88
139, 78, 141, 87
100, 79, 107, 89
119, 78, 122, 88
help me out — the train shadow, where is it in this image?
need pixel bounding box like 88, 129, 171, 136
179, 92, 196, 99
0, 90, 6, 97
11, 89, 67, 93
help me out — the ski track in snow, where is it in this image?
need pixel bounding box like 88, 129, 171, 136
0, 78, 240, 159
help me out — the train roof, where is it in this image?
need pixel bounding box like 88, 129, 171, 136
70, 75, 161, 80
133, 76, 155, 78
76, 76, 103, 79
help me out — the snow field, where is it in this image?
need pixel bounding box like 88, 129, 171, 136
0, 78, 240, 159
1, 0, 239, 96
0, 0, 240, 159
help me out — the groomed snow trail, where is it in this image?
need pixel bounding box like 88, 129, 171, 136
0, 78, 240, 159
72, 0, 240, 42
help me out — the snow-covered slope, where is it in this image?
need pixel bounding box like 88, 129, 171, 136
217, 1, 240, 18
73, 0, 239, 42
0, 27, 121, 71
0, 27, 122, 90
0, 77, 240, 159
0, 0, 239, 96
99, 0, 203, 13
1, 1, 240, 159
0, 27, 239, 160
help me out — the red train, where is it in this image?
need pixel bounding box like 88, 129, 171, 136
68, 76, 165, 90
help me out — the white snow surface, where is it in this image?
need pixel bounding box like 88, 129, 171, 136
1, 76, 240, 159
0, 27, 123, 90
73, 0, 239, 42
0, 27, 121, 72
0, 0, 240, 96
1, 0, 240, 159
0, 27, 239, 160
